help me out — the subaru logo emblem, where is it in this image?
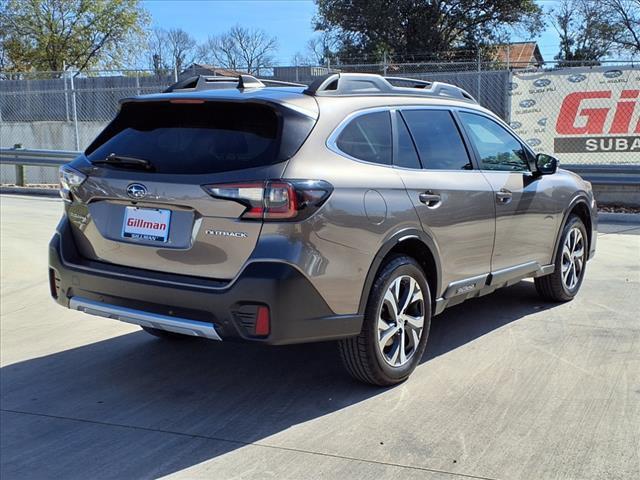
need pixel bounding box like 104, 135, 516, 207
510, 121, 522, 129
527, 138, 542, 147
537, 117, 548, 127
519, 99, 536, 108
127, 183, 147, 199
508, 82, 519, 91
533, 78, 551, 88
568, 74, 586, 83
603, 69, 622, 79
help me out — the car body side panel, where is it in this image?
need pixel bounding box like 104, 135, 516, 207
397, 169, 496, 290
280, 109, 424, 315
480, 171, 562, 269
481, 169, 591, 270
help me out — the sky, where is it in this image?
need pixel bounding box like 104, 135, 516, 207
143, 0, 566, 66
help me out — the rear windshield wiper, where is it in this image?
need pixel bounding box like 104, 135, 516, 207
92, 154, 154, 170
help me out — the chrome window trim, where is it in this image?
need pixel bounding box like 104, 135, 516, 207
325, 104, 496, 173
326, 106, 396, 168
453, 107, 537, 169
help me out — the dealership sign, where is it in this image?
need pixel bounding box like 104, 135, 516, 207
509, 66, 640, 163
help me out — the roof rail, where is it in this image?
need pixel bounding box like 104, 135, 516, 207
303, 73, 477, 103
163, 75, 305, 93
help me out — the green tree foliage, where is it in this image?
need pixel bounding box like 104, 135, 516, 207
0, 0, 149, 73
313, 0, 543, 61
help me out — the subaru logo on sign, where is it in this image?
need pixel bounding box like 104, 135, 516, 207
537, 117, 548, 127
519, 99, 536, 108
127, 183, 148, 199
510, 121, 522, 130
533, 78, 551, 88
568, 74, 586, 83
603, 69, 622, 79
527, 138, 542, 147
509, 82, 519, 91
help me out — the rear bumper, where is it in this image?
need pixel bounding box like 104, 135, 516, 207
49, 218, 362, 345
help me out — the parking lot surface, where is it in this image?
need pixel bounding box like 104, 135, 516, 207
1, 194, 639, 480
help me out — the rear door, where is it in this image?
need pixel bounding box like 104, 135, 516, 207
393, 108, 496, 296
457, 111, 562, 271
68, 99, 316, 280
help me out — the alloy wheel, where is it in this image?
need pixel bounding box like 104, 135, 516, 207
377, 275, 425, 367
562, 227, 585, 290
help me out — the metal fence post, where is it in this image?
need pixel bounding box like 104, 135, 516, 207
383, 51, 388, 76
63, 61, 70, 121
476, 49, 482, 103
69, 70, 80, 151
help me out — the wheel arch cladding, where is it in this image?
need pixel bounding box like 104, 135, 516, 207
358, 231, 441, 315
570, 201, 592, 250
554, 197, 593, 261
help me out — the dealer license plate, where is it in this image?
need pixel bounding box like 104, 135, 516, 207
122, 207, 171, 243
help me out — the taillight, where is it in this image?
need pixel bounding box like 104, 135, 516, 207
202, 180, 332, 222
59, 165, 86, 202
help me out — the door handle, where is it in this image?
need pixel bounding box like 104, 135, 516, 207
419, 191, 441, 207
496, 189, 512, 204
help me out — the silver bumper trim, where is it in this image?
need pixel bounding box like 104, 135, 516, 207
69, 297, 222, 341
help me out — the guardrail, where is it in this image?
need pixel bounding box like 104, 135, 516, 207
562, 164, 640, 186
1, 147, 639, 187
0, 147, 79, 185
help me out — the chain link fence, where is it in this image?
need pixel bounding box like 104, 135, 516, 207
1, 59, 639, 183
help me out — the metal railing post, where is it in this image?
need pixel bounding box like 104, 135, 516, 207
69, 71, 80, 151
13, 144, 24, 186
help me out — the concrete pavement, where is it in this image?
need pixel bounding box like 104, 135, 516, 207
1, 195, 639, 480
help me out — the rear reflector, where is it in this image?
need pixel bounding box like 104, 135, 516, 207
255, 306, 270, 336
202, 180, 332, 222
49, 268, 59, 299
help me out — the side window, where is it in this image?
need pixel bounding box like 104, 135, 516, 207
336, 111, 392, 165
395, 114, 421, 169
459, 112, 529, 171
401, 110, 472, 170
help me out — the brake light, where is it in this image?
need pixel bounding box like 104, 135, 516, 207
202, 180, 332, 221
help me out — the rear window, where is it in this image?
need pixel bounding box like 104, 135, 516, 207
86, 101, 312, 174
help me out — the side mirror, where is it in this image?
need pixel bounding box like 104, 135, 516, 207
535, 153, 558, 175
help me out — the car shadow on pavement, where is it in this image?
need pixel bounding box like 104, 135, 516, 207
1, 280, 556, 479
423, 279, 555, 363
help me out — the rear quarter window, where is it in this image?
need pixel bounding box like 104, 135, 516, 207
335, 111, 392, 165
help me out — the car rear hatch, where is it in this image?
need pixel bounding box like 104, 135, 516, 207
65, 94, 318, 280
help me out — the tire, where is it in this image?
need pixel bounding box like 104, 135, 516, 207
535, 215, 588, 302
339, 254, 432, 386
141, 326, 186, 340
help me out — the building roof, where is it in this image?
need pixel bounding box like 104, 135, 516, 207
493, 42, 544, 68
181, 64, 245, 78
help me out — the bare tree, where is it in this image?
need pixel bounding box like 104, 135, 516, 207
197, 34, 241, 70
165, 28, 197, 74
291, 52, 312, 66
229, 25, 277, 73
605, 0, 640, 54
306, 32, 339, 65
197, 25, 278, 74
147, 28, 170, 76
